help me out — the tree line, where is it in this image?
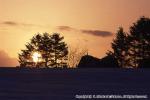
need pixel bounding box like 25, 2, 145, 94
18, 16, 150, 68
110, 16, 150, 68
18, 33, 68, 68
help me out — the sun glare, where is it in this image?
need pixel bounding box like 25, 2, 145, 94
32, 52, 41, 63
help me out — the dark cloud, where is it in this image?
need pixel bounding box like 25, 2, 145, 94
1, 21, 38, 27
2, 21, 18, 26
0, 50, 18, 67
81, 30, 113, 37
57, 26, 75, 31
57, 25, 112, 37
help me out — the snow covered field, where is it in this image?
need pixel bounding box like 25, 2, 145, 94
0, 68, 149, 100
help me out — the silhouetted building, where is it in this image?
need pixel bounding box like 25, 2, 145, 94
100, 55, 119, 68
78, 55, 119, 68
138, 58, 150, 68
78, 55, 100, 68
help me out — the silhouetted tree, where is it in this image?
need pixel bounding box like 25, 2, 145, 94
38, 33, 52, 68
111, 27, 128, 68
18, 33, 68, 68
128, 16, 150, 68
50, 33, 68, 68
18, 50, 33, 67
110, 17, 150, 68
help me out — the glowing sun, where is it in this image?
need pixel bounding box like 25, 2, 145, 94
32, 52, 41, 63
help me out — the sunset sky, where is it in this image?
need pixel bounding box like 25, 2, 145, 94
0, 0, 150, 67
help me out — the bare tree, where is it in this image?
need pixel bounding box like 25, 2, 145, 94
68, 45, 88, 68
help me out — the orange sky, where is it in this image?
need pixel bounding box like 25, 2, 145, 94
0, 0, 150, 67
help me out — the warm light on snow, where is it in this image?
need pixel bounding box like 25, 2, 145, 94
32, 52, 41, 63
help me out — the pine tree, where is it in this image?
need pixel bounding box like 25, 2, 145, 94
18, 33, 68, 68
50, 33, 68, 68
129, 16, 150, 68
111, 27, 128, 68
38, 33, 52, 68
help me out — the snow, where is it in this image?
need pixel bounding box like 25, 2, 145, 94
0, 68, 149, 100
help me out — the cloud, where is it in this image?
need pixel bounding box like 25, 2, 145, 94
2, 21, 18, 26
81, 30, 112, 37
57, 26, 75, 31
0, 21, 39, 27
57, 25, 112, 37
0, 50, 18, 67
